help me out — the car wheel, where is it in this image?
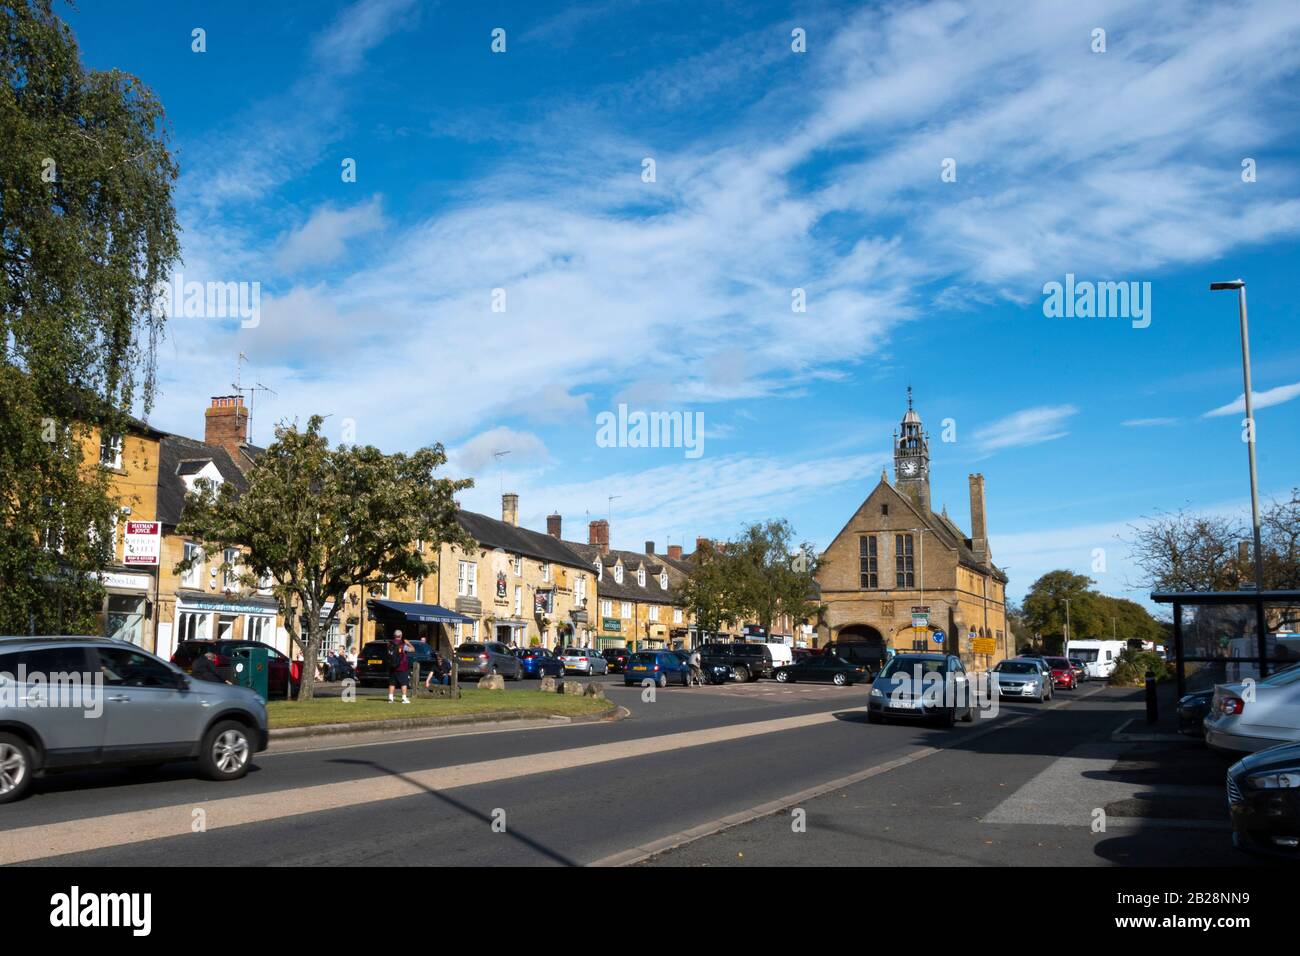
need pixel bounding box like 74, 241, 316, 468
0, 734, 34, 804
733, 666, 749, 683
776, 670, 790, 683
832, 673, 848, 686
199, 720, 253, 782
657, 673, 668, 688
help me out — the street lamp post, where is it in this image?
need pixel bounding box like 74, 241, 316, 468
1210, 279, 1269, 675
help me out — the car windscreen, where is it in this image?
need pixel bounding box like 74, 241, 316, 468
360, 642, 389, 656
1045, 658, 1070, 668
629, 653, 658, 664
1069, 648, 1099, 662
881, 657, 945, 677
458, 643, 485, 653
996, 662, 1038, 674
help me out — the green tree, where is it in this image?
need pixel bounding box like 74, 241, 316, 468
176, 417, 474, 699
729, 519, 822, 637
674, 539, 737, 638
1021, 570, 1102, 652
1, 0, 179, 632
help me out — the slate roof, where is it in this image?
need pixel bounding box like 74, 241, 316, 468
157, 434, 249, 526
456, 510, 590, 569
566, 542, 684, 605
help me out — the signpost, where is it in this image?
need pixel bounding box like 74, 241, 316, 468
932, 629, 945, 646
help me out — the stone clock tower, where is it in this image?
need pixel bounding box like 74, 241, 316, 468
893, 387, 930, 511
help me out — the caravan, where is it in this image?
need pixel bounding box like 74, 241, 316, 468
1066, 640, 1127, 680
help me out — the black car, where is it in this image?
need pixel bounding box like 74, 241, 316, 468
601, 647, 630, 673
820, 642, 885, 679
773, 653, 865, 686
698, 642, 774, 682
356, 640, 440, 686
1227, 741, 1300, 859
868, 653, 975, 726
1177, 689, 1216, 736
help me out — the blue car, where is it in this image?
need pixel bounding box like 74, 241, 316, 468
624, 650, 690, 687
515, 647, 565, 678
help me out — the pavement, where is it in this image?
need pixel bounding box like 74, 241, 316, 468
0, 674, 1254, 867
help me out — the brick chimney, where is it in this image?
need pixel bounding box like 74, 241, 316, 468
696, 536, 710, 553
667, 544, 683, 561
588, 519, 609, 556
502, 493, 519, 527
547, 513, 562, 539
645, 540, 655, 554
968, 473, 989, 561
205, 395, 249, 461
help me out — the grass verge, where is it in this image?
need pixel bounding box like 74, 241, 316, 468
266, 688, 611, 729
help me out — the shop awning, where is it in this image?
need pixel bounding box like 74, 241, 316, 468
367, 598, 475, 624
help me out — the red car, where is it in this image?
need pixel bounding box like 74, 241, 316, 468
1044, 656, 1077, 690
172, 639, 296, 698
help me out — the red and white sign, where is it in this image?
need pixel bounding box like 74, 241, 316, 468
123, 521, 161, 566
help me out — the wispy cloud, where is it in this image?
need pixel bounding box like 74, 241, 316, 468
1122, 417, 1179, 427
274, 198, 386, 273
972, 405, 1078, 453
1203, 380, 1300, 417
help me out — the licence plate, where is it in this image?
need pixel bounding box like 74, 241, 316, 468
458, 656, 475, 662
891, 699, 919, 709
367, 659, 383, 665
632, 665, 646, 671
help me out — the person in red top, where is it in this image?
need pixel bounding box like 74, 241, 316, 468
387, 629, 411, 704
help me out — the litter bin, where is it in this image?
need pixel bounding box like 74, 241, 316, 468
231, 645, 270, 700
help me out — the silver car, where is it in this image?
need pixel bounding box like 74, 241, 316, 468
559, 647, 609, 675
989, 658, 1052, 702
0, 635, 268, 803
1205, 662, 1300, 754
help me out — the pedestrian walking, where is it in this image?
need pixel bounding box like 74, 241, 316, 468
689, 647, 703, 687
388, 629, 411, 703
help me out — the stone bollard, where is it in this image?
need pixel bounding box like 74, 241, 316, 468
561, 680, 585, 696
583, 682, 605, 700
479, 674, 506, 691
539, 676, 558, 694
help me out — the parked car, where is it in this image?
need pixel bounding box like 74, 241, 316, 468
1044, 656, 1077, 690
1177, 689, 1216, 736
1227, 741, 1300, 859
172, 638, 295, 698
624, 650, 689, 687
989, 658, 1052, 702
1068, 658, 1088, 684
456, 641, 523, 681
698, 642, 775, 682
559, 647, 609, 675
601, 648, 630, 673
820, 642, 885, 679
355, 639, 441, 686
773, 653, 866, 686
869, 653, 974, 726
1205, 662, 1300, 754
0, 636, 268, 803
515, 647, 564, 678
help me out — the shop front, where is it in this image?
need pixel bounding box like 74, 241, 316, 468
597, 616, 625, 650
168, 590, 283, 660
367, 598, 475, 656
99, 569, 155, 650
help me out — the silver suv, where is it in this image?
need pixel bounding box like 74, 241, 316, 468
0, 636, 269, 803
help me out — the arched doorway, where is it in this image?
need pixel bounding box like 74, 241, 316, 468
833, 623, 888, 671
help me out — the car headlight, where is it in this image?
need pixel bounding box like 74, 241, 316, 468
1246, 771, 1300, 789
870, 687, 883, 697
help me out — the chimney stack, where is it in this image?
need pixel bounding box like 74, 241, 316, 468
502, 493, 519, 527
588, 519, 609, 556
645, 540, 655, 555
968, 473, 988, 561
205, 395, 249, 463
667, 544, 683, 561
695, 536, 710, 553
547, 513, 562, 538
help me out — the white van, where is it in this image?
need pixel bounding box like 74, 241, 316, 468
1066, 640, 1127, 680
764, 642, 794, 670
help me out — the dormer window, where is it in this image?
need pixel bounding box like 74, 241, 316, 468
637, 567, 646, 587
594, 559, 602, 582
614, 563, 623, 584
660, 572, 668, 590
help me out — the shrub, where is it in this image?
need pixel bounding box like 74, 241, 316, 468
1109, 648, 1172, 686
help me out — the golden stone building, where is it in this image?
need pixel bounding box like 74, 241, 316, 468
815, 395, 1010, 669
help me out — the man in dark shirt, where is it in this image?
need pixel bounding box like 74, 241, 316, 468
191, 650, 231, 684
387, 630, 411, 704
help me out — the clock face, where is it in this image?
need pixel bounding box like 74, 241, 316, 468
900, 458, 920, 477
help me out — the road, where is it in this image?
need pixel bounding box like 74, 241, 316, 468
0, 675, 1251, 866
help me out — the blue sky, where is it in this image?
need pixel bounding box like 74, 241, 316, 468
65, 0, 1300, 611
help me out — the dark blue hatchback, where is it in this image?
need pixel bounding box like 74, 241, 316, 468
624, 651, 689, 687
515, 647, 565, 678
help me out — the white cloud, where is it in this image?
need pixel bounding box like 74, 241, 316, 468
1203, 380, 1300, 417
274, 198, 386, 272
1122, 417, 1179, 427
972, 405, 1078, 453
452, 427, 551, 475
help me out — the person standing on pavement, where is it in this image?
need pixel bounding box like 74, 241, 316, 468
387, 629, 411, 703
